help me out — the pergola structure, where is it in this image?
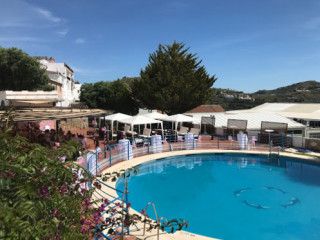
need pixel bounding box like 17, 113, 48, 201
0, 108, 111, 122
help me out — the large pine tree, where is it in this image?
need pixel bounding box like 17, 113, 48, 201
132, 42, 217, 114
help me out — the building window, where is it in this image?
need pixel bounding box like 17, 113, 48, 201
309, 133, 320, 139
309, 121, 320, 128
293, 130, 302, 134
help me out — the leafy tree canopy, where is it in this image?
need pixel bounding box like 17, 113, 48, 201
80, 80, 138, 115
0, 47, 52, 91
131, 41, 217, 114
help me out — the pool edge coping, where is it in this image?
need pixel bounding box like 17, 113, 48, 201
99, 150, 320, 240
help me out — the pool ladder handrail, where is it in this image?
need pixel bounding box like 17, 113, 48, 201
143, 201, 165, 240
268, 141, 281, 164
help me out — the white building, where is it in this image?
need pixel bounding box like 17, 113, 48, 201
186, 112, 306, 135
72, 81, 81, 101
39, 57, 81, 107
228, 103, 320, 138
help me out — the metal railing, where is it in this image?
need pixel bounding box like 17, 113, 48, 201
87, 162, 130, 240
87, 133, 291, 175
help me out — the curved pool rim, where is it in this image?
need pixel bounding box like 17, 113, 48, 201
101, 150, 320, 240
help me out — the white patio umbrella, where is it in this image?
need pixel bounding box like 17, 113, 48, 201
162, 114, 195, 131
118, 115, 163, 137
102, 113, 131, 139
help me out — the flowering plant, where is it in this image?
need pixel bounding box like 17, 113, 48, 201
0, 111, 96, 239
0, 110, 188, 240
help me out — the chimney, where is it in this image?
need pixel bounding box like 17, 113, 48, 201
49, 57, 55, 63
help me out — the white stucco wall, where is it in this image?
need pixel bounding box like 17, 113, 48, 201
40, 59, 77, 107
73, 83, 81, 101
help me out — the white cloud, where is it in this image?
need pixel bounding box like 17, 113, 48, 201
75, 38, 86, 44
0, 0, 63, 27
57, 29, 69, 37
34, 7, 61, 23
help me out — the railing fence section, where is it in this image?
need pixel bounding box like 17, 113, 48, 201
87, 133, 290, 176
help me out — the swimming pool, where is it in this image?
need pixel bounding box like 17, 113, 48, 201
116, 153, 320, 240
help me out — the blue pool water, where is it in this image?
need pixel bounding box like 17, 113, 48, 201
116, 153, 320, 240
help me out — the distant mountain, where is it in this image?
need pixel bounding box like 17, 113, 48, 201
207, 80, 320, 110
254, 80, 320, 95
253, 80, 320, 103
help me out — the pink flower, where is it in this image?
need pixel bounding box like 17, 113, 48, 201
81, 227, 88, 234
86, 221, 92, 227
73, 174, 78, 181
84, 198, 90, 206
53, 209, 59, 217
42, 186, 49, 193
7, 169, 15, 178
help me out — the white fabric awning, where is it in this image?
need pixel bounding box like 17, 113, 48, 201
118, 115, 163, 136
186, 112, 306, 131
103, 113, 131, 121
162, 114, 195, 123
142, 112, 168, 120
119, 115, 162, 125
101, 113, 132, 138
162, 114, 197, 131
228, 103, 320, 120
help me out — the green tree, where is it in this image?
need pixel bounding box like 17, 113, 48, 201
80, 80, 138, 115
131, 41, 217, 114
0, 47, 52, 91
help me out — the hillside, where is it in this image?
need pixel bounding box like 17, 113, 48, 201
254, 80, 320, 95
253, 80, 320, 103
207, 80, 320, 110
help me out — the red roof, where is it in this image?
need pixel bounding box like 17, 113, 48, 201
186, 105, 225, 113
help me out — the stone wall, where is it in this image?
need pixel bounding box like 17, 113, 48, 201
59, 118, 88, 131
305, 138, 320, 152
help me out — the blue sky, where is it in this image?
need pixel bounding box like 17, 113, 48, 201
1, 0, 320, 93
